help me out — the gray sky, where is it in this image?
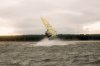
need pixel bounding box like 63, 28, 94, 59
0, 0, 100, 35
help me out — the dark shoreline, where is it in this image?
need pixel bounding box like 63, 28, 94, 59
0, 34, 100, 41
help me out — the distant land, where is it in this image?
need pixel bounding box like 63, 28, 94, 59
0, 34, 100, 41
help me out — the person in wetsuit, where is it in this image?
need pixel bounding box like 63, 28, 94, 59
45, 30, 52, 38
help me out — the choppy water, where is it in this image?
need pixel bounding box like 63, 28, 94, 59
0, 40, 100, 66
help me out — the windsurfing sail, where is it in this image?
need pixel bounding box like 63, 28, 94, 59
41, 17, 57, 39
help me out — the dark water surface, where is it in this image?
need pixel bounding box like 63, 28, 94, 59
0, 41, 100, 66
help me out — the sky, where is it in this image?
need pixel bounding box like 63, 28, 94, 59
0, 0, 100, 35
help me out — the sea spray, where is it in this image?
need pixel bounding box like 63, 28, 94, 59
34, 38, 74, 46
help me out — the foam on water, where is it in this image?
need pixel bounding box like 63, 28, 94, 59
34, 38, 74, 46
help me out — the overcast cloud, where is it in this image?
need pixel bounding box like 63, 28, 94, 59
0, 0, 100, 35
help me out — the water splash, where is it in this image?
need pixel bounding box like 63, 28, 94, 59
34, 38, 74, 47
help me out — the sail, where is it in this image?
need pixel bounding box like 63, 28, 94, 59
41, 17, 57, 38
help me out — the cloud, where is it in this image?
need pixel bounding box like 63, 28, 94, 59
83, 21, 100, 34
0, 0, 21, 8
0, 0, 100, 35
